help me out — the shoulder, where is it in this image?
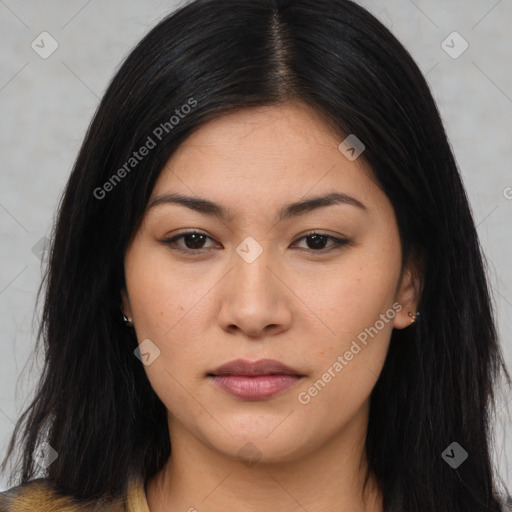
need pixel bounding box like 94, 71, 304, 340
0, 479, 127, 512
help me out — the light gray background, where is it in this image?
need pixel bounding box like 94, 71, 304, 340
1, 0, 511, 494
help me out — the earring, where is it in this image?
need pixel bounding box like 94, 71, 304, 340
122, 312, 133, 327
408, 311, 420, 324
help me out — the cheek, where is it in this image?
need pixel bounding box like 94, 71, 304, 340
313, 253, 400, 341
295, 299, 394, 427
124, 248, 212, 372
298, 244, 400, 400
125, 245, 194, 334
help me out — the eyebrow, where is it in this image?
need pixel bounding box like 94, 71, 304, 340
148, 191, 367, 221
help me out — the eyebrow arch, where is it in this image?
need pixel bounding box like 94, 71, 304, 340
147, 191, 367, 221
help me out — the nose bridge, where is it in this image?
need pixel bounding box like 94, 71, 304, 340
232, 236, 276, 296
216, 235, 291, 336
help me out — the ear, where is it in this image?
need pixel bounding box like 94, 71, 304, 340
393, 254, 423, 330
120, 288, 133, 320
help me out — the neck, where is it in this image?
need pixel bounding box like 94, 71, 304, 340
146, 403, 383, 512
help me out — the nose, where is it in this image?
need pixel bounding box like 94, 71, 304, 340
217, 245, 293, 339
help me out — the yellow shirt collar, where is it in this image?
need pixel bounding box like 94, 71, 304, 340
126, 476, 151, 512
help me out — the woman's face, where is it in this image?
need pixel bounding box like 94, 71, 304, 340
122, 102, 419, 465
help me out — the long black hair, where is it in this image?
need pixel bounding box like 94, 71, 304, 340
2, 0, 510, 510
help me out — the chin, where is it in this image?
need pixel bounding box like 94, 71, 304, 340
204, 428, 315, 466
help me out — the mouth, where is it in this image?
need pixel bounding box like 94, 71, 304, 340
206, 358, 305, 400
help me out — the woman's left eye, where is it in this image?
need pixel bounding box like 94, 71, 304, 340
161, 230, 349, 253
294, 232, 349, 251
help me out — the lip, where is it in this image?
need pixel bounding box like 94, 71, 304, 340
208, 358, 302, 377
207, 358, 305, 400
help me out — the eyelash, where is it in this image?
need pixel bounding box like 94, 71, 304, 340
161, 229, 349, 254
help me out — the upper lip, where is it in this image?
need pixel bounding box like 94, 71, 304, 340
207, 358, 303, 377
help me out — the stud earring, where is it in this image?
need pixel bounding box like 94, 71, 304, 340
122, 312, 133, 327
408, 311, 420, 324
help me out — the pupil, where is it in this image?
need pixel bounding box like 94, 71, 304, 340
186, 233, 205, 249
308, 234, 327, 250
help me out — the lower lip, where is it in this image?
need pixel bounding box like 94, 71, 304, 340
208, 374, 302, 400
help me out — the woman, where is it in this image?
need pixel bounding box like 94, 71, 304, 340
1, 0, 510, 510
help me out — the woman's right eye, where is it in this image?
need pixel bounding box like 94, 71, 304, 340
161, 230, 216, 253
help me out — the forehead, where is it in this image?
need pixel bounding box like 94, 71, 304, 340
168, 102, 344, 163
149, 103, 387, 221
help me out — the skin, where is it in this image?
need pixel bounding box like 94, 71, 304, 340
121, 102, 421, 512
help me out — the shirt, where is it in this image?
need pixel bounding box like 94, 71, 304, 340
0, 476, 151, 512
127, 477, 151, 512
2, 478, 511, 511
